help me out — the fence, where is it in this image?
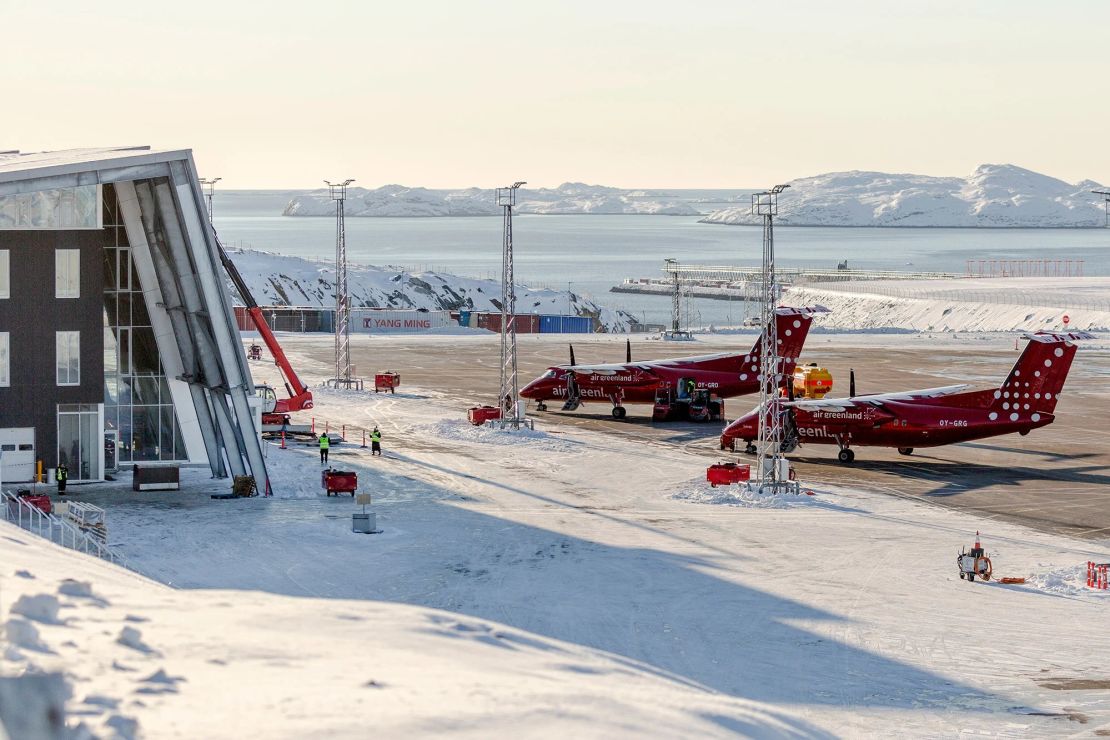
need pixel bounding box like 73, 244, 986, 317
1, 490, 127, 567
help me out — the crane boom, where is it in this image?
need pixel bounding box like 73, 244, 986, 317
217, 240, 313, 415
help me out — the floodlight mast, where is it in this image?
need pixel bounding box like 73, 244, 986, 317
199, 177, 221, 221
1093, 190, 1110, 228
497, 181, 526, 428
664, 258, 681, 332
326, 179, 357, 389
753, 184, 790, 493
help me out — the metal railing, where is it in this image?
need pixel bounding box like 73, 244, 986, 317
1, 490, 128, 567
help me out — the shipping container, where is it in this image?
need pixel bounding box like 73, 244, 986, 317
233, 305, 335, 333
476, 313, 540, 333
351, 309, 453, 333
538, 315, 593, 334
458, 310, 472, 327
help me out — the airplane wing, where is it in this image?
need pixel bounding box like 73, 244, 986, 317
775, 305, 830, 316
782, 384, 971, 411
854, 384, 972, 404
1023, 330, 1095, 343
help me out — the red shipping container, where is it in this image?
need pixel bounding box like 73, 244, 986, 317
233, 305, 254, 332
477, 313, 539, 333
706, 463, 751, 487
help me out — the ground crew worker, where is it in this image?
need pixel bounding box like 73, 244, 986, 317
370, 427, 382, 457
55, 463, 68, 495
319, 433, 330, 464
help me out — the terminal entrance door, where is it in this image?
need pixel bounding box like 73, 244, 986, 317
57, 404, 104, 482
104, 430, 118, 473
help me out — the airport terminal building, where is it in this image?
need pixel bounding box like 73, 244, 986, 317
0, 148, 267, 489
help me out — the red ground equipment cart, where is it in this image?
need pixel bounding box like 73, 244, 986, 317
468, 405, 502, 426
11, 490, 53, 515
375, 372, 400, 394
322, 469, 358, 497
706, 463, 751, 488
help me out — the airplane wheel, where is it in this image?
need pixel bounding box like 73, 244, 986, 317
536, 402, 547, 412
897, 447, 914, 456
612, 406, 627, 419
837, 449, 855, 464
744, 442, 756, 454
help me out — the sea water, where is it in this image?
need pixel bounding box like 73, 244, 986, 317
212, 190, 1110, 327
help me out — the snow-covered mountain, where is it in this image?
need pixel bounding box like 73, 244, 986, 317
700, 165, 1107, 227
283, 183, 700, 217
225, 248, 635, 331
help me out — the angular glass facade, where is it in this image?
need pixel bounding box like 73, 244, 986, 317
101, 186, 188, 463
0, 185, 101, 230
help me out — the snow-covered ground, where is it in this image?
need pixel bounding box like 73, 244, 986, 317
702, 165, 1106, 227
4, 343, 1110, 737
225, 248, 635, 332
283, 183, 700, 218
783, 277, 1110, 332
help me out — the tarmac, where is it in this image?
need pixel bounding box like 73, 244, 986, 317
282, 331, 1110, 540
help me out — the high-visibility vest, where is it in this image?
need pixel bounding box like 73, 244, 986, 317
319, 436, 330, 450
56, 467, 66, 481
371, 431, 381, 443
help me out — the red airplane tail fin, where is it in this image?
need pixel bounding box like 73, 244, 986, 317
744, 306, 828, 373
991, 331, 1092, 416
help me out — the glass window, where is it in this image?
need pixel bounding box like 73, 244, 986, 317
0, 249, 8, 299
55, 249, 80, 298
0, 185, 101, 230
0, 332, 8, 387
56, 331, 80, 385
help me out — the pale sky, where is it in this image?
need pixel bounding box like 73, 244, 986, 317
4, 0, 1108, 189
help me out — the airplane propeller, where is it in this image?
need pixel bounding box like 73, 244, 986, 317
569, 344, 576, 366
626, 339, 632, 363
850, 368, 856, 397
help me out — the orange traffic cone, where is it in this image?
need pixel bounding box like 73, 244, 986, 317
281, 431, 286, 449
974, 531, 981, 549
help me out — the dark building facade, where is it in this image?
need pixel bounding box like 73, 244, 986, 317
0, 218, 107, 480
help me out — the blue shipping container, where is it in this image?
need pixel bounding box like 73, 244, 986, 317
539, 315, 592, 334
458, 310, 471, 327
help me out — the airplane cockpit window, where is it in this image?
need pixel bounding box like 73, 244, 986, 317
543, 369, 557, 379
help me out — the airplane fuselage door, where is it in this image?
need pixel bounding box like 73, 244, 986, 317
0, 428, 36, 484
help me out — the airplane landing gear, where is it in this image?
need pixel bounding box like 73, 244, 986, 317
897, 447, 914, 456
536, 401, 548, 412
612, 406, 627, 420
744, 441, 757, 455
837, 448, 855, 464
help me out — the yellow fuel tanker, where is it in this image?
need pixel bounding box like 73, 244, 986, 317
793, 363, 833, 399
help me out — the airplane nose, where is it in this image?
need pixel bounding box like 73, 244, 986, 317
519, 380, 538, 398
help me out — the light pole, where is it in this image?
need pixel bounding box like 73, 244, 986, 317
199, 177, 221, 222
496, 181, 527, 428
1093, 190, 1110, 228
326, 178, 359, 389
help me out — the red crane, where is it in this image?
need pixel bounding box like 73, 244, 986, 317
217, 241, 313, 425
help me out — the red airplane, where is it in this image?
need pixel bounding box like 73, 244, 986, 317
720, 330, 1093, 462
519, 306, 828, 420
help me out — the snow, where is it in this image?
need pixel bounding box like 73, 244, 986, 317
701, 165, 1107, 227
225, 247, 635, 332
783, 277, 1110, 332
3, 339, 1110, 736
284, 182, 701, 218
